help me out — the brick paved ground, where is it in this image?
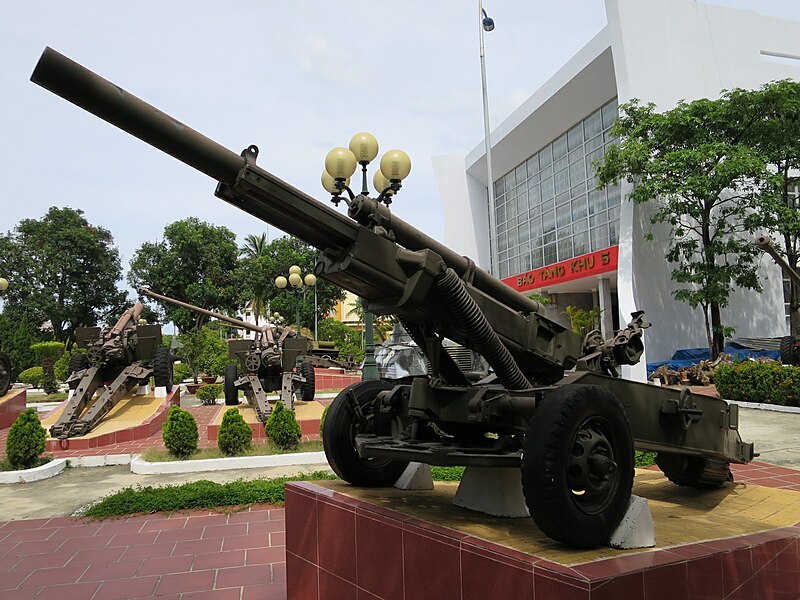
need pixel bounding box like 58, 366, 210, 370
0, 505, 287, 600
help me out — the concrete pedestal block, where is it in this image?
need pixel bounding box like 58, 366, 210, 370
609, 495, 656, 549
394, 462, 433, 490
452, 466, 530, 517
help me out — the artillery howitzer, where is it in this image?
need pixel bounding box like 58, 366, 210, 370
756, 234, 800, 365
137, 287, 343, 420
32, 48, 754, 549
49, 302, 172, 439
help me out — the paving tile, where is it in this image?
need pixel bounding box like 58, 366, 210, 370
203, 523, 247, 539
107, 531, 159, 548
0, 568, 31, 590
121, 541, 174, 561
156, 569, 216, 595
216, 564, 271, 589
246, 546, 286, 566
0, 587, 39, 600
1, 527, 58, 543
80, 559, 141, 582
139, 554, 193, 576
93, 575, 159, 600
222, 534, 270, 552
32, 581, 101, 600
66, 545, 126, 567
12, 551, 71, 571
20, 565, 88, 587
182, 589, 242, 600
53, 534, 113, 554
194, 550, 246, 571
174, 537, 222, 556
244, 583, 288, 600
156, 526, 205, 543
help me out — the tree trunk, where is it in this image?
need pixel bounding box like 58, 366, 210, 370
709, 301, 725, 359
702, 304, 713, 355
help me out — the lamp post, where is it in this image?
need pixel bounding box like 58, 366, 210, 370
274, 267, 316, 336
479, 1, 499, 276
321, 132, 411, 381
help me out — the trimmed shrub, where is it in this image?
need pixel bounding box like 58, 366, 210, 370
18, 366, 44, 388
319, 404, 329, 438
6, 408, 46, 469
173, 362, 192, 383
31, 341, 64, 394
714, 361, 800, 406
218, 408, 253, 456
195, 384, 223, 405
162, 405, 198, 458
265, 400, 301, 450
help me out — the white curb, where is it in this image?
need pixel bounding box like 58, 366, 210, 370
728, 400, 800, 414
69, 454, 134, 468
130, 451, 329, 475
0, 458, 68, 484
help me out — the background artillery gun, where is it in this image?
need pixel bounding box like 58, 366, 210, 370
138, 288, 345, 420
50, 302, 172, 439
32, 48, 754, 549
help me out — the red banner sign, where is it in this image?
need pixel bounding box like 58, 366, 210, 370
502, 245, 618, 292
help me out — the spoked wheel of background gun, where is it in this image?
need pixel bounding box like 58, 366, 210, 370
152, 348, 173, 393
521, 384, 634, 549
655, 452, 732, 488
323, 380, 409, 487
0, 352, 11, 397
67, 353, 90, 390
297, 361, 315, 401
224, 364, 239, 406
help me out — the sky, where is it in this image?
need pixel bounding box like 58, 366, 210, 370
1, 0, 798, 295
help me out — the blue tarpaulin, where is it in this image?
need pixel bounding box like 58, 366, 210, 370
646, 346, 780, 376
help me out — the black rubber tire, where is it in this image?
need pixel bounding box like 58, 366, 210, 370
67, 353, 89, 390
224, 364, 239, 406
521, 384, 634, 549
780, 335, 796, 365
299, 362, 315, 401
323, 380, 409, 487
68, 352, 89, 375
153, 348, 173, 393
0, 352, 11, 397
656, 452, 731, 488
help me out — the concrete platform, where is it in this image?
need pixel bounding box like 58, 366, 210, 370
0, 388, 26, 428
208, 399, 325, 442
41, 388, 179, 452
286, 469, 800, 599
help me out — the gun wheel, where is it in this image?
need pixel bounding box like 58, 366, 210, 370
224, 364, 239, 405
521, 384, 634, 549
656, 452, 732, 488
323, 380, 409, 487
153, 348, 173, 393
297, 362, 315, 401
0, 353, 11, 397
780, 335, 796, 365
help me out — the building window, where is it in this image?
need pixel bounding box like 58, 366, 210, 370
495, 98, 620, 278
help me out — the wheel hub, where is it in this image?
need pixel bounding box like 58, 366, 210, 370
567, 419, 619, 512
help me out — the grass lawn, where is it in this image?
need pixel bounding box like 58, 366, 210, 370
140, 440, 324, 462
26, 392, 68, 403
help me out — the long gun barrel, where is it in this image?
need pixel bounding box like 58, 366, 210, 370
138, 287, 268, 335
756, 234, 800, 289
111, 303, 144, 336
31, 47, 542, 317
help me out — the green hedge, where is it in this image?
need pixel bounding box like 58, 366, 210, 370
162, 406, 199, 458
714, 361, 800, 406
18, 366, 44, 388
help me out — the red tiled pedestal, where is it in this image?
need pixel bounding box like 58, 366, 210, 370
285, 480, 800, 600
0, 388, 26, 428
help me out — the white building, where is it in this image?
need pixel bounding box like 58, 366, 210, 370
433, 0, 799, 377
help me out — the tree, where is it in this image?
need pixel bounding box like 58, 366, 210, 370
0, 308, 44, 374
31, 341, 64, 394
595, 97, 773, 358
726, 80, 800, 336
317, 317, 364, 364
177, 326, 230, 383
237, 236, 345, 333
238, 233, 270, 326
129, 218, 240, 332
0, 207, 126, 343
